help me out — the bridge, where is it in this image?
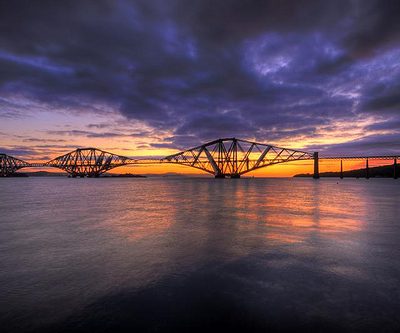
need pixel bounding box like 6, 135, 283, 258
161, 138, 314, 178
1, 138, 399, 178
1, 148, 143, 178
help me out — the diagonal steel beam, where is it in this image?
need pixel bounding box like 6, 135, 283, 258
204, 147, 221, 175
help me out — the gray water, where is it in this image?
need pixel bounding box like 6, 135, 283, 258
0, 177, 400, 332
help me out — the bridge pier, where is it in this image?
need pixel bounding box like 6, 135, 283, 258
87, 173, 100, 178
340, 160, 343, 179
366, 159, 369, 179
394, 158, 398, 179
215, 174, 225, 179
214, 173, 241, 178
313, 152, 319, 179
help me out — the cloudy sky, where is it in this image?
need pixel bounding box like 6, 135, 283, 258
1, 0, 399, 171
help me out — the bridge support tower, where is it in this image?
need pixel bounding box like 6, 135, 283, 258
215, 173, 240, 178
394, 158, 398, 179
340, 160, 343, 179
313, 152, 319, 179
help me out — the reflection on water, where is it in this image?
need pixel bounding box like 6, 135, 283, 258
0, 178, 400, 332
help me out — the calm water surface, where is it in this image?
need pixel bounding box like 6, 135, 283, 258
0, 177, 400, 332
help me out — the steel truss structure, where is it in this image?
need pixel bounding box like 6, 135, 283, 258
1, 138, 399, 178
162, 138, 314, 178
0, 154, 30, 176
46, 148, 138, 177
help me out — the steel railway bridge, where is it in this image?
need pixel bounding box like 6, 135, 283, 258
1, 138, 399, 178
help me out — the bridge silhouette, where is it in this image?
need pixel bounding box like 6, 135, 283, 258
1, 138, 399, 178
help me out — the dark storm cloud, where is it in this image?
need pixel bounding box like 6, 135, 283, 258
368, 93, 400, 111
1, 0, 400, 151
342, 0, 400, 56
0, 144, 82, 160
366, 119, 400, 131
306, 133, 400, 156
363, 78, 400, 113
0, 146, 38, 157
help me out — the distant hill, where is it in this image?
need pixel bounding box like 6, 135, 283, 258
26, 171, 66, 177
10, 171, 149, 177
102, 174, 146, 178
6, 171, 66, 177
294, 164, 398, 178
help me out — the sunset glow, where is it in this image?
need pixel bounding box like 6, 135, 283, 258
2, 2, 400, 332
1, 1, 400, 177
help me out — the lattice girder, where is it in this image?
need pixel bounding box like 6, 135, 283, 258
0, 154, 30, 176
162, 138, 314, 177
46, 148, 136, 177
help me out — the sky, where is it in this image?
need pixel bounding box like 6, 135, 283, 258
1, 0, 399, 175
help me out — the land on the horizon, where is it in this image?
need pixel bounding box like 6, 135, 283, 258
3, 171, 207, 178
4, 165, 399, 179
4, 171, 148, 178
295, 165, 398, 178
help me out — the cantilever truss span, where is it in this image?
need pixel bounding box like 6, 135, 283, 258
3, 138, 398, 178
162, 138, 314, 178
1, 139, 315, 177
45, 148, 139, 177
0, 154, 31, 176
1, 148, 147, 177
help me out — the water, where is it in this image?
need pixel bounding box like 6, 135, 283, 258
0, 177, 400, 332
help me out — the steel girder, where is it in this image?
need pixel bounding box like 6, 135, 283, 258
46, 148, 137, 177
0, 154, 31, 176
162, 138, 314, 177
2, 138, 400, 178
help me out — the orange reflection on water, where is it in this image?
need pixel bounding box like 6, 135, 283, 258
266, 232, 305, 244
234, 179, 367, 245
96, 182, 174, 242
112, 212, 173, 242
95, 178, 368, 250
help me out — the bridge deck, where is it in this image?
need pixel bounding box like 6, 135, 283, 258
319, 155, 399, 160
1, 138, 399, 177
